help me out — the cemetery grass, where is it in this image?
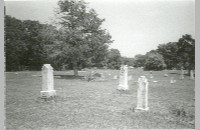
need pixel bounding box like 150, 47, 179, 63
5, 69, 195, 129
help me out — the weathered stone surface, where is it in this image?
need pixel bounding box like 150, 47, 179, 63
170, 77, 176, 84
135, 76, 149, 111
40, 64, 56, 98
190, 70, 194, 80
118, 65, 129, 90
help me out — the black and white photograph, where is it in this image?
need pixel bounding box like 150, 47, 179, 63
4, 0, 195, 129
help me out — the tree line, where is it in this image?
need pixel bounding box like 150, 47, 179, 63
133, 34, 195, 73
5, 0, 195, 76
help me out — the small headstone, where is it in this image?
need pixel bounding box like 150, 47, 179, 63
113, 75, 118, 79
164, 74, 168, 77
117, 65, 129, 90
87, 71, 95, 81
180, 69, 184, 80
190, 70, 194, 80
135, 76, 149, 111
153, 81, 158, 83
129, 66, 134, 69
170, 77, 176, 84
40, 64, 56, 98
150, 75, 154, 78
93, 73, 102, 77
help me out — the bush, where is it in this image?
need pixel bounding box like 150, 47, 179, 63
144, 51, 166, 71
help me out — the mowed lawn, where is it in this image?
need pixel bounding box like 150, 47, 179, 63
5, 68, 195, 129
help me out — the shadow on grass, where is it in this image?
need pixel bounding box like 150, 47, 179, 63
116, 89, 133, 95
54, 75, 85, 80
168, 72, 178, 74
168, 72, 190, 76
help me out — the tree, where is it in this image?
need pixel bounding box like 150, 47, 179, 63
157, 42, 179, 69
133, 54, 146, 68
121, 57, 134, 67
5, 15, 51, 71
52, 0, 113, 75
106, 49, 122, 69
144, 50, 166, 71
5, 15, 27, 71
157, 34, 195, 72
177, 34, 195, 70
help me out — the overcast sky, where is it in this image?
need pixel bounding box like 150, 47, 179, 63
5, 0, 195, 58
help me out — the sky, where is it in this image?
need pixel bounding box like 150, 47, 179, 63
4, 0, 195, 58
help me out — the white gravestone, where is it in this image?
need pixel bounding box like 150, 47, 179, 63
180, 69, 184, 80
190, 70, 194, 80
113, 75, 118, 79
135, 76, 149, 111
118, 65, 129, 90
170, 77, 176, 84
40, 64, 56, 98
164, 74, 168, 77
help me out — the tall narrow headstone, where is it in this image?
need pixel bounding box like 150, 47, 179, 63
190, 70, 194, 80
180, 69, 184, 80
40, 64, 56, 98
118, 65, 129, 90
135, 76, 149, 111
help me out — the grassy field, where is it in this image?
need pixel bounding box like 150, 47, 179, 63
5, 68, 195, 129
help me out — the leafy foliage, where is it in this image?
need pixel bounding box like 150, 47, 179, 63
50, 0, 113, 75
157, 34, 195, 71
106, 49, 122, 69
121, 57, 135, 67
5, 15, 48, 71
133, 54, 146, 68
144, 50, 166, 71
177, 34, 195, 70
157, 42, 179, 69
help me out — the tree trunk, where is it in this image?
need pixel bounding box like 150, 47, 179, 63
73, 61, 78, 76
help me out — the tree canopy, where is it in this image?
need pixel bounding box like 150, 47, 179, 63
4, 1, 195, 73
157, 34, 195, 71
5, 15, 48, 71
50, 0, 113, 75
144, 50, 166, 71
106, 49, 122, 69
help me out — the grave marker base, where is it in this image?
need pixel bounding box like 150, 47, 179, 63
135, 107, 149, 112
117, 85, 129, 90
40, 90, 56, 98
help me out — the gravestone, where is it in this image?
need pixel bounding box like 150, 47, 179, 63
150, 71, 154, 78
40, 64, 56, 98
135, 76, 149, 111
113, 75, 118, 79
190, 70, 194, 80
164, 74, 168, 77
117, 65, 129, 90
170, 77, 176, 83
180, 69, 184, 80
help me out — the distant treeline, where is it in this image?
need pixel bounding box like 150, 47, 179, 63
5, 0, 194, 75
